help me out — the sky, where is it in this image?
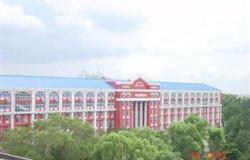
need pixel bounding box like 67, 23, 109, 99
0, 0, 249, 95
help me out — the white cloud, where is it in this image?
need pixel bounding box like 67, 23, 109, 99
2, 0, 250, 94
2, 3, 46, 30
42, 0, 249, 54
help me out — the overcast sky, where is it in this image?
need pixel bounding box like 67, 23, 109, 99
1, 0, 249, 94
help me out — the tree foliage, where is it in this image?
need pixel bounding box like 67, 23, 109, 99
167, 122, 203, 160
92, 129, 182, 160
1, 114, 96, 160
208, 127, 225, 152
222, 94, 250, 160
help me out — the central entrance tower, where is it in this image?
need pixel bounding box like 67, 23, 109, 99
107, 78, 160, 130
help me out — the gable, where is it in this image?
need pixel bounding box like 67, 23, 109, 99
132, 78, 149, 89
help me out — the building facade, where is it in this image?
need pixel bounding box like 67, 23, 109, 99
0, 75, 222, 133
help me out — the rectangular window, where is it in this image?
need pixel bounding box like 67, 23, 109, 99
15, 115, 21, 123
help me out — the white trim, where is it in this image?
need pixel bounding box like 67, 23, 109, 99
160, 90, 221, 93
0, 87, 114, 92
116, 98, 160, 101
115, 89, 160, 92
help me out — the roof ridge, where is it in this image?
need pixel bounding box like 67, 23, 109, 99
157, 81, 205, 85
0, 74, 105, 81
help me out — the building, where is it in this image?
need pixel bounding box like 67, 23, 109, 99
0, 75, 222, 133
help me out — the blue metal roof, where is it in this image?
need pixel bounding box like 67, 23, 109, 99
0, 75, 220, 91
0, 75, 113, 89
159, 81, 220, 91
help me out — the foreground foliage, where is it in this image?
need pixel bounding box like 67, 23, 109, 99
1, 114, 96, 160
223, 94, 250, 160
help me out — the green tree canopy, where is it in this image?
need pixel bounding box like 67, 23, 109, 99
167, 122, 203, 160
1, 114, 97, 160
92, 131, 157, 160
208, 127, 225, 152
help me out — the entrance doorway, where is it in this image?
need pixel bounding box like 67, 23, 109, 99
132, 101, 147, 128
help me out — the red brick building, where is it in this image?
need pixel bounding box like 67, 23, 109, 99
0, 75, 222, 132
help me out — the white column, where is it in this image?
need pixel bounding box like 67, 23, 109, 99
207, 92, 211, 124
83, 91, 86, 123
104, 92, 108, 131
187, 93, 190, 115
45, 91, 49, 120
181, 108, 184, 122
218, 93, 222, 126
131, 102, 134, 128
71, 91, 75, 119
188, 92, 191, 108
82, 112, 85, 123
31, 91, 36, 127
140, 102, 143, 128
144, 102, 147, 127
199, 93, 202, 118
175, 93, 177, 122
11, 90, 15, 129
94, 92, 97, 130
59, 91, 62, 113
212, 93, 215, 126
212, 105, 215, 126
160, 93, 164, 130
181, 92, 184, 121
201, 92, 203, 107
135, 102, 138, 128
182, 92, 185, 107
194, 92, 197, 107
167, 92, 171, 126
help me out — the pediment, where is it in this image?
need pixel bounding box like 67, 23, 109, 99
132, 78, 149, 89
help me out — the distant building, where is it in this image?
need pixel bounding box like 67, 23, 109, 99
0, 75, 222, 132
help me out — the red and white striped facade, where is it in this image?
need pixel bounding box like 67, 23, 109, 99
0, 78, 222, 133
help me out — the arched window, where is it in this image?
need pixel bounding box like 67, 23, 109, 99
36, 92, 45, 99
15, 92, 31, 100
49, 92, 59, 110
98, 92, 105, 99
62, 92, 71, 108
202, 93, 208, 105
97, 92, 105, 108
35, 92, 45, 110
196, 93, 201, 105
86, 92, 94, 108
184, 93, 189, 106
75, 92, 83, 109
209, 93, 214, 104
190, 93, 195, 105
108, 92, 115, 108
171, 93, 176, 105
0, 91, 11, 111
164, 93, 169, 105
214, 93, 219, 104
86, 92, 94, 100
15, 92, 31, 112
177, 93, 183, 106
108, 92, 114, 99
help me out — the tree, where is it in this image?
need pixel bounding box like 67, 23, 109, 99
184, 113, 209, 139
1, 114, 97, 160
1, 127, 39, 159
208, 127, 225, 152
154, 150, 182, 160
222, 94, 250, 160
132, 128, 182, 160
92, 131, 157, 160
224, 144, 242, 160
167, 122, 203, 160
